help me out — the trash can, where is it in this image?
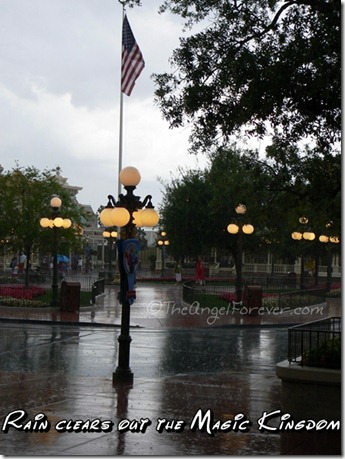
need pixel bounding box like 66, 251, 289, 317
60, 281, 81, 312
243, 285, 262, 315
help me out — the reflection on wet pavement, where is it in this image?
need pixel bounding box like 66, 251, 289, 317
0, 321, 287, 455
0, 283, 330, 328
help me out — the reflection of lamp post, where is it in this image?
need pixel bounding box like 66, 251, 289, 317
103, 228, 117, 281
291, 216, 315, 290
100, 166, 159, 384
40, 196, 72, 307
157, 231, 170, 277
319, 222, 340, 292
227, 204, 254, 302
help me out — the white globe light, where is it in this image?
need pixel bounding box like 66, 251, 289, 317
100, 207, 115, 227
120, 166, 141, 187
53, 217, 64, 228
235, 204, 247, 215
40, 218, 50, 228
242, 224, 254, 235
110, 207, 130, 227
227, 223, 239, 234
133, 210, 143, 227
63, 219, 72, 229
303, 232, 315, 241
141, 208, 159, 227
50, 196, 62, 208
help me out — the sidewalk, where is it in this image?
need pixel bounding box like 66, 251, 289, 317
0, 283, 334, 329
0, 284, 339, 456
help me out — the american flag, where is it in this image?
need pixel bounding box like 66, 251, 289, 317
121, 15, 145, 96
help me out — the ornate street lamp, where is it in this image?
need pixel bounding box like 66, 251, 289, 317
157, 231, 170, 277
100, 166, 159, 384
227, 204, 254, 302
291, 216, 315, 289
40, 196, 72, 307
319, 221, 340, 291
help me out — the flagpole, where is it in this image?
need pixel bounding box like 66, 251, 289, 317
118, 0, 126, 197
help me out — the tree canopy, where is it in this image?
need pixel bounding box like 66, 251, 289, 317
0, 165, 84, 285
153, 0, 340, 154
159, 142, 341, 263
159, 167, 212, 260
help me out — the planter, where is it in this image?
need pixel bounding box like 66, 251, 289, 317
276, 360, 341, 455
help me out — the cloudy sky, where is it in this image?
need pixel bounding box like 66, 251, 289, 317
0, 0, 210, 213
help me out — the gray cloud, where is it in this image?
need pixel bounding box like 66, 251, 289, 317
0, 0, 206, 213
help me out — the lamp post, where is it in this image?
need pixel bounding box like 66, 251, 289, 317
103, 228, 117, 281
291, 216, 315, 290
40, 196, 72, 307
100, 166, 159, 384
157, 231, 170, 277
227, 204, 254, 302
319, 222, 340, 292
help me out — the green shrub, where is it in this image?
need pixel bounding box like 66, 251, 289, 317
302, 337, 341, 369
326, 288, 341, 298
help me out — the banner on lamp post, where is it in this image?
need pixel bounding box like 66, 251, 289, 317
117, 239, 141, 305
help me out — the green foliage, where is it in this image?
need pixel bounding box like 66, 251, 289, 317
326, 288, 341, 299
0, 290, 93, 308
0, 165, 85, 285
159, 167, 212, 260
154, 0, 340, 154
158, 141, 341, 264
302, 337, 341, 369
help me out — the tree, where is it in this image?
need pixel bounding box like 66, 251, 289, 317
159, 167, 212, 261
0, 165, 84, 286
159, 141, 341, 272
153, 0, 340, 154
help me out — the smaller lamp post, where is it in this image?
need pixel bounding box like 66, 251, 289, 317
157, 231, 170, 277
40, 196, 72, 306
291, 216, 315, 290
319, 222, 340, 291
103, 228, 117, 281
227, 204, 254, 302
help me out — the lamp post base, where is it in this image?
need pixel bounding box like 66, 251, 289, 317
113, 368, 134, 385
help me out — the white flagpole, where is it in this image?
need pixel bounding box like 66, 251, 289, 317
118, 1, 126, 197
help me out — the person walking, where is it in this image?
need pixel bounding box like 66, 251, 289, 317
196, 256, 205, 286
18, 253, 26, 273
10, 256, 18, 276
174, 260, 182, 284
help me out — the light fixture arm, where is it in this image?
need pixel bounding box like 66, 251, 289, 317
141, 195, 154, 209
106, 195, 117, 208
106, 191, 155, 213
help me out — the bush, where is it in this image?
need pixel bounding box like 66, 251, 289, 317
326, 288, 341, 298
302, 337, 341, 369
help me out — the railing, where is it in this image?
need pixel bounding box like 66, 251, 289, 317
182, 280, 327, 310
182, 281, 233, 310
288, 317, 341, 369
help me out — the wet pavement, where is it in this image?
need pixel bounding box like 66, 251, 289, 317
0, 283, 338, 456
0, 282, 332, 328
